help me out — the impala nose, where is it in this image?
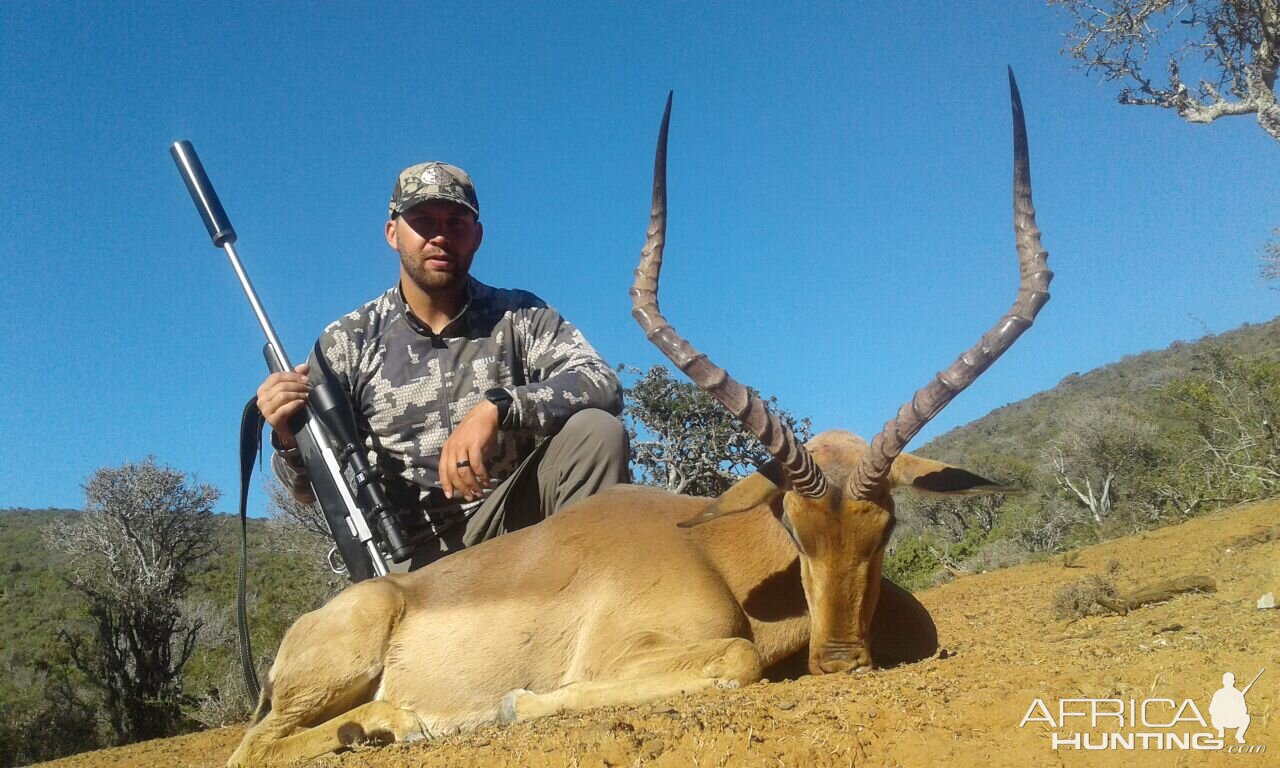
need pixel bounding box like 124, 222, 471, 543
812, 644, 873, 675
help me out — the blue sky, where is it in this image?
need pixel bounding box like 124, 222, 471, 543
1, 1, 1276, 513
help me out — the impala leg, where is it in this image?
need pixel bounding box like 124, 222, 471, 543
229, 700, 426, 766
498, 634, 762, 724
227, 579, 408, 767
869, 577, 938, 666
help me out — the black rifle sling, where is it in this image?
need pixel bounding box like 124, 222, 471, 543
233, 349, 383, 708
236, 396, 264, 704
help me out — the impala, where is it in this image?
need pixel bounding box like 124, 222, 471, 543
229, 70, 1050, 766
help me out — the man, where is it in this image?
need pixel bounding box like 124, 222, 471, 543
257, 161, 628, 569
1209, 671, 1253, 744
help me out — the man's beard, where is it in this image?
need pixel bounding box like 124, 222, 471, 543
399, 247, 470, 293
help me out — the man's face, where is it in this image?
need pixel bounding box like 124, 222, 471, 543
386, 200, 483, 294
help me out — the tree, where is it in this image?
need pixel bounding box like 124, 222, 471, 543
264, 478, 346, 592
0, 662, 99, 767
621, 364, 813, 497
1160, 347, 1280, 502
265, 479, 334, 561
1050, 1, 1280, 143
1043, 399, 1159, 528
1262, 227, 1280, 280
45, 458, 218, 744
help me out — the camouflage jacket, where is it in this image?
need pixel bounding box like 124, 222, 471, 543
273, 277, 622, 523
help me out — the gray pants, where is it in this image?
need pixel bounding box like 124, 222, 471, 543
397, 408, 630, 571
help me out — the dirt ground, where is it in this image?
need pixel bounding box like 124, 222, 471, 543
37, 499, 1279, 768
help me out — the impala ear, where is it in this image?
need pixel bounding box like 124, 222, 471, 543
678, 461, 787, 528
889, 453, 1020, 496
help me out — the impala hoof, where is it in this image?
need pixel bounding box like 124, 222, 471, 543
497, 688, 533, 725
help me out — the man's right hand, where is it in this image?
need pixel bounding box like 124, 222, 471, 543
257, 364, 311, 448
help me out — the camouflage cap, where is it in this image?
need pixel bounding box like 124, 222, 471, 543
388, 162, 480, 219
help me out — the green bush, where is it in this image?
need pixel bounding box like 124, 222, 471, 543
883, 534, 942, 592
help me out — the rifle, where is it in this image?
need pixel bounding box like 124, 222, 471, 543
170, 140, 415, 577
170, 141, 415, 696
1241, 668, 1264, 696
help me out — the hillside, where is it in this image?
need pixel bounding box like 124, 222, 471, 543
917, 316, 1280, 465
0, 510, 80, 669
0, 508, 340, 765
35, 497, 1279, 767
0, 509, 336, 689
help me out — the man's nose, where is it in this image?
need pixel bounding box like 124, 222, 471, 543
416, 225, 449, 245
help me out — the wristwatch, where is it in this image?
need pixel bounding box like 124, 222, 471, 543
484, 387, 514, 427
270, 431, 306, 470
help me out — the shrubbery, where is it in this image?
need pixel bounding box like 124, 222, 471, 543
0, 488, 338, 764
887, 346, 1280, 589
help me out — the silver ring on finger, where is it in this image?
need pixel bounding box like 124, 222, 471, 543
456, 460, 471, 470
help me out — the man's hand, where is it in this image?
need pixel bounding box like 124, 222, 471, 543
440, 400, 500, 501
257, 364, 310, 449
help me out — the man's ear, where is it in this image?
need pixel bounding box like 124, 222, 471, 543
678, 460, 787, 528
889, 453, 1019, 496
473, 219, 484, 249
385, 218, 399, 250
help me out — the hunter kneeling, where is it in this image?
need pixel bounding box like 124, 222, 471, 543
257, 161, 629, 570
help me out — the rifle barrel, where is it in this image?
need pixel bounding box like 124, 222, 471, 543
1241, 668, 1265, 696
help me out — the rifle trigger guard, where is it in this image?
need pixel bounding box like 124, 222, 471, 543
327, 546, 349, 576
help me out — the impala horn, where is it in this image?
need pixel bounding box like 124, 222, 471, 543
629, 93, 829, 506
848, 68, 1053, 498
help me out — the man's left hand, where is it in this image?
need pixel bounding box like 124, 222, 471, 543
440, 400, 500, 501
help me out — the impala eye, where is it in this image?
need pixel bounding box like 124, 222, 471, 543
880, 515, 897, 548
779, 512, 803, 552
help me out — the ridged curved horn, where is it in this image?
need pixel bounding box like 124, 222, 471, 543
630, 93, 828, 500
849, 69, 1053, 498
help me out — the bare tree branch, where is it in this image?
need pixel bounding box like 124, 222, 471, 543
1042, 399, 1158, 528
1051, 0, 1280, 142
1261, 227, 1280, 281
